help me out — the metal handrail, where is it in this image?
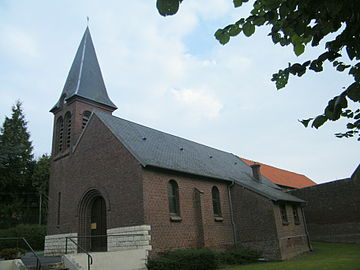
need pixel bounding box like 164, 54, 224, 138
0, 237, 42, 270
65, 237, 93, 270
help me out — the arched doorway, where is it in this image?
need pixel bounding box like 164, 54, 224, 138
78, 190, 107, 252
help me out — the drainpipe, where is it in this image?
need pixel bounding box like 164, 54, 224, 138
228, 180, 237, 248
301, 206, 313, 251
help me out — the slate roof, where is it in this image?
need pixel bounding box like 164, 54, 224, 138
51, 27, 117, 112
240, 158, 317, 188
94, 111, 304, 203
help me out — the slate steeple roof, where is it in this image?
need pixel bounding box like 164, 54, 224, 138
51, 27, 117, 112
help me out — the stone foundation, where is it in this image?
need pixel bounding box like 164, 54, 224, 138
44, 232, 78, 256
107, 225, 152, 253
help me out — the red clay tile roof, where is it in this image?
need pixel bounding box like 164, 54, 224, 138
240, 158, 316, 188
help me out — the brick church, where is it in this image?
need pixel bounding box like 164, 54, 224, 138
45, 27, 311, 260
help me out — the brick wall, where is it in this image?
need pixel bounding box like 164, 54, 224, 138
231, 185, 310, 260
231, 184, 282, 260
290, 174, 360, 244
142, 168, 234, 256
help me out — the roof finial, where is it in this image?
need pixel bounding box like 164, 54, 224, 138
87, 16, 89, 26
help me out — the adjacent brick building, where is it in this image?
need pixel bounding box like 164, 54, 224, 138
45, 27, 311, 260
290, 165, 360, 244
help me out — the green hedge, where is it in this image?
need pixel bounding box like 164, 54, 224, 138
147, 248, 218, 270
147, 247, 261, 270
218, 248, 261, 265
0, 224, 46, 251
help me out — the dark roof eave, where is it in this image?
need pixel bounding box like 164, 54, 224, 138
143, 164, 304, 203
50, 94, 117, 114
233, 180, 305, 203
143, 164, 233, 184
66, 94, 117, 110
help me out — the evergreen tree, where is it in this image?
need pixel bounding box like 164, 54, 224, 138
0, 101, 36, 228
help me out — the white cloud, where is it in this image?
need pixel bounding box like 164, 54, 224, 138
170, 87, 223, 119
0, 25, 39, 60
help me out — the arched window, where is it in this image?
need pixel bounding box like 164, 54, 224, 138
64, 112, 72, 149
212, 186, 222, 217
56, 116, 64, 153
168, 180, 180, 216
82, 111, 91, 129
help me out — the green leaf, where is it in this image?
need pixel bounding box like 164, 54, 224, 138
299, 118, 313, 128
243, 22, 255, 37
309, 60, 323, 72
312, 115, 328, 129
336, 64, 350, 72
272, 68, 289, 89
346, 46, 356, 60
233, 0, 242, 7
229, 24, 241, 36
347, 83, 360, 102
347, 123, 355, 129
294, 43, 305, 56
271, 32, 281, 43
253, 16, 265, 26
214, 29, 230, 45
156, 0, 180, 16
279, 4, 288, 18
289, 63, 306, 76
291, 34, 302, 44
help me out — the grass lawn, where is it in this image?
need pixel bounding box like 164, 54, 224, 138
223, 242, 360, 270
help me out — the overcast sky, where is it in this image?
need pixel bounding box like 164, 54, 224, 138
0, 0, 358, 184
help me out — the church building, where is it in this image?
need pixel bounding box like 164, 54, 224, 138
45, 27, 311, 261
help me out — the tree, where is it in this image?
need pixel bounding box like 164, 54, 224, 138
0, 101, 36, 228
32, 154, 50, 224
156, 0, 360, 140
32, 154, 50, 198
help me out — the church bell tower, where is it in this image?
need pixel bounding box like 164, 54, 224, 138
50, 27, 117, 157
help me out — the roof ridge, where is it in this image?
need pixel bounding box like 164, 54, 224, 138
97, 111, 237, 156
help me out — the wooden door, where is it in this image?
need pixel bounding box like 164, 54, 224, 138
90, 196, 107, 251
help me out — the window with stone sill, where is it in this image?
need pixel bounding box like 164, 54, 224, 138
168, 180, 181, 221
292, 205, 300, 225
280, 203, 289, 225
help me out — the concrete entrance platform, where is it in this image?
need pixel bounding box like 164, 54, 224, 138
64, 248, 148, 270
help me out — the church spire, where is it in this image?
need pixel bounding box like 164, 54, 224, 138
51, 27, 117, 112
